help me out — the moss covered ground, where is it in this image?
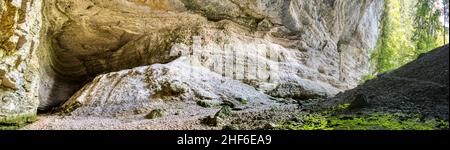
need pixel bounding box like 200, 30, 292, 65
278, 103, 449, 130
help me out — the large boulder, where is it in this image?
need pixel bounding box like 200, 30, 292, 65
59, 56, 276, 117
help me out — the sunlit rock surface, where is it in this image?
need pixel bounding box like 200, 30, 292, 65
0, 0, 42, 124
40, 0, 383, 110
61, 56, 276, 117
1, 0, 385, 125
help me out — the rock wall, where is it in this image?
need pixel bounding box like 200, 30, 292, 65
51, 0, 384, 117
0, 0, 42, 124
1, 0, 384, 124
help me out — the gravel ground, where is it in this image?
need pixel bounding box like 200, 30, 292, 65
326, 45, 449, 120
23, 101, 301, 130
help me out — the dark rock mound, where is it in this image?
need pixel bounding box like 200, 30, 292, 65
326, 45, 449, 120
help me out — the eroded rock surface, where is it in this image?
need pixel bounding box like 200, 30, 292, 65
0, 0, 42, 124
2, 0, 385, 127
38, 0, 383, 109
60, 56, 275, 117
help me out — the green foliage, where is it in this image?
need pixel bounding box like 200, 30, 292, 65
215, 106, 232, 119
278, 101, 448, 130
328, 114, 448, 130
238, 98, 249, 105
413, 0, 444, 54
371, 0, 448, 74
338, 103, 351, 110
278, 114, 332, 130
0, 125, 22, 130
372, 0, 417, 73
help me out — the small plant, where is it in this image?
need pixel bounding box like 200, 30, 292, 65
338, 103, 351, 110
215, 106, 232, 119
238, 98, 249, 105
202, 106, 233, 127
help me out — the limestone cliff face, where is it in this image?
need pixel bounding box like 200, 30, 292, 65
1, 0, 384, 124
0, 0, 42, 124
55, 0, 384, 118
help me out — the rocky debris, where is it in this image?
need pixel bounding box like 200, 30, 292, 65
22, 104, 300, 130
145, 109, 165, 119
202, 116, 221, 127
202, 106, 233, 127
215, 106, 233, 119
263, 122, 278, 130
267, 82, 333, 100
326, 45, 450, 120
347, 94, 369, 110
222, 125, 239, 130
197, 100, 222, 108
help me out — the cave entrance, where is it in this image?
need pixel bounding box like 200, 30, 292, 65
37, 75, 92, 114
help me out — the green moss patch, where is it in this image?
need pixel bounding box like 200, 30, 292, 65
215, 106, 232, 119
279, 113, 332, 130
328, 114, 449, 130
58, 101, 82, 115
278, 113, 449, 130
237, 98, 248, 105
0, 113, 37, 130
278, 101, 448, 130
197, 100, 222, 108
